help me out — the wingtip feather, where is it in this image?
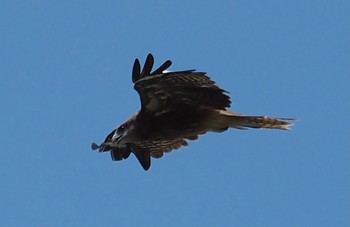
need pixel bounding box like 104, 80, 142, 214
132, 58, 141, 83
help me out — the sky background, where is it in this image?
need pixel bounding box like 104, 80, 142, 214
1, 0, 349, 226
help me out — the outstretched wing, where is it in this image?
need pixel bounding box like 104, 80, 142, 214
132, 54, 231, 114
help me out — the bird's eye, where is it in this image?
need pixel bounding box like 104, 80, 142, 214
117, 124, 126, 134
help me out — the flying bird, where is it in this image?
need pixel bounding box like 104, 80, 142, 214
92, 54, 294, 170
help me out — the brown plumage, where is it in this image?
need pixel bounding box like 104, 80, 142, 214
92, 54, 294, 170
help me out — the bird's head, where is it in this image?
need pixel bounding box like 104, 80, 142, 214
91, 116, 137, 152
111, 118, 136, 145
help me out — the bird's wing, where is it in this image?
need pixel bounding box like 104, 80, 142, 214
132, 54, 231, 114
129, 138, 189, 170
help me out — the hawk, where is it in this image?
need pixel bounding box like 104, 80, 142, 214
92, 54, 294, 170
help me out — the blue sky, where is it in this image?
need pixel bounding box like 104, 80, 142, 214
1, 0, 349, 226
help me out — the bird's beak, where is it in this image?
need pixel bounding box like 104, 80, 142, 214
112, 133, 123, 144
116, 135, 123, 144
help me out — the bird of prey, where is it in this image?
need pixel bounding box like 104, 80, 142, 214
92, 54, 294, 170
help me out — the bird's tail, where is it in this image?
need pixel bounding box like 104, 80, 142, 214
218, 110, 294, 130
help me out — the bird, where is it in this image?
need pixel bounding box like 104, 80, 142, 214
92, 54, 294, 170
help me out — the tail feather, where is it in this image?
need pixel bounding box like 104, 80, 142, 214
218, 110, 294, 130
235, 116, 294, 130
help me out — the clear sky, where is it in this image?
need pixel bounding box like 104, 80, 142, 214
1, 1, 349, 226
